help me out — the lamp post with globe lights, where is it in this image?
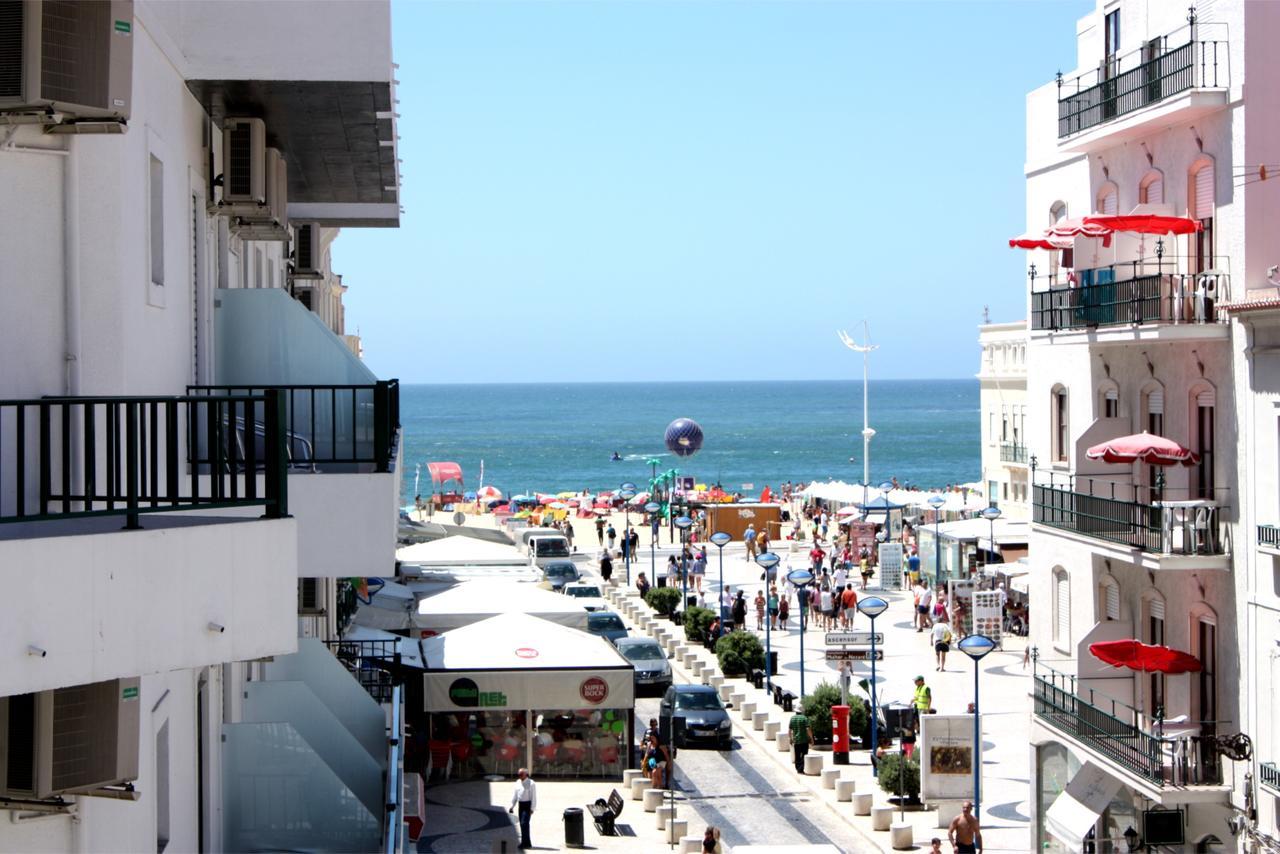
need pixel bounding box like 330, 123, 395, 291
959, 634, 997, 818
619, 484, 636, 584
787, 567, 815, 702
674, 515, 694, 618
755, 551, 781, 688
710, 531, 732, 638
856, 595, 889, 775
980, 505, 1002, 572
645, 501, 661, 583
928, 494, 946, 588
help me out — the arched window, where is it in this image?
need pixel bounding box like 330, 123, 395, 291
1053, 568, 1071, 648
1097, 380, 1120, 419
1140, 381, 1165, 500
1190, 603, 1217, 727
1189, 156, 1216, 273
1189, 382, 1216, 499
1098, 574, 1121, 621
1138, 169, 1164, 205
1096, 182, 1119, 215
1051, 385, 1069, 463
1142, 590, 1167, 716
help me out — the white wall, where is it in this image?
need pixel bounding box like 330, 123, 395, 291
291, 472, 398, 578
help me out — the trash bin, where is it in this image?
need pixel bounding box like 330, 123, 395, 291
750, 669, 764, 689
686, 594, 698, 609
657, 576, 667, 588
563, 807, 584, 848
766, 650, 778, 677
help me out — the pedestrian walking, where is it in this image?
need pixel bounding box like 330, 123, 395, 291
629, 528, 639, 559
809, 543, 826, 573
596, 516, 606, 546
838, 661, 852, 707
744, 523, 757, 560
930, 617, 953, 671
841, 584, 858, 629
606, 523, 617, 552
914, 579, 935, 632
692, 549, 707, 593
767, 584, 779, 630
666, 555, 679, 587
948, 801, 982, 854
912, 675, 933, 730
777, 590, 789, 630
702, 826, 722, 853
732, 590, 747, 631
636, 572, 650, 599
599, 550, 613, 584
508, 768, 537, 849
564, 519, 575, 552
754, 590, 766, 630
788, 707, 814, 773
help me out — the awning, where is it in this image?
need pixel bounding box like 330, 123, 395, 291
1083, 212, 1202, 236
1044, 762, 1124, 849
427, 462, 463, 486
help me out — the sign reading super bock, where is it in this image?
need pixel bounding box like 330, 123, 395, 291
425, 669, 632, 712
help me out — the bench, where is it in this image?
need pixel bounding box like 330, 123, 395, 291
588, 788, 625, 835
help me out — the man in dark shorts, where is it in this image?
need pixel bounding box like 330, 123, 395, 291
948, 800, 982, 853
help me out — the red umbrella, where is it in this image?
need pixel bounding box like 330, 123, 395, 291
1008, 232, 1074, 250
1083, 214, 1203, 236
1047, 217, 1113, 247
1085, 431, 1200, 466
1089, 639, 1201, 674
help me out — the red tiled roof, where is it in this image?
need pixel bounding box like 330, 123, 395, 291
1219, 298, 1280, 314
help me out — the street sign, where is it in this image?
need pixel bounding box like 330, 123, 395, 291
825, 631, 884, 646
825, 649, 884, 662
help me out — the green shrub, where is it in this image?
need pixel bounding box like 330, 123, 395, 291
801, 681, 842, 744
683, 606, 716, 642
876, 752, 921, 799
645, 586, 681, 616
714, 631, 764, 676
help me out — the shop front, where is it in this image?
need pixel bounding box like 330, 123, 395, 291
421, 613, 634, 781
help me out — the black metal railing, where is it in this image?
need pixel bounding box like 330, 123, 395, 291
1258, 525, 1280, 550
1000, 442, 1028, 464
1261, 761, 1280, 792
1033, 481, 1226, 556
1058, 29, 1226, 138
187, 380, 399, 473
1033, 659, 1223, 786
0, 393, 288, 529
1031, 270, 1229, 331
324, 638, 403, 704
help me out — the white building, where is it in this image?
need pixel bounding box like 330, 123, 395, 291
1017, 1, 1280, 850
978, 320, 1029, 520
0, 2, 405, 851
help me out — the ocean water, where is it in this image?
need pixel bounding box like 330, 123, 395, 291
399, 380, 979, 503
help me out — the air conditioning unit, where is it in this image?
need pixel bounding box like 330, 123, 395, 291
291, 222, 323, 279
0, 0, 133, 131
0, 678, 140, 798
220, 117, 267, 210
231, 146, 288, 241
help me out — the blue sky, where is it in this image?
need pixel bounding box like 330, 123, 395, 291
334, 0, 1090, 383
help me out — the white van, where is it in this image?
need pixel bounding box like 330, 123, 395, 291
518, 527, 559, 555
528, 535, 571, 568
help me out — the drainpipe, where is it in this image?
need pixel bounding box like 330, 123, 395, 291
63, 135, 81, 396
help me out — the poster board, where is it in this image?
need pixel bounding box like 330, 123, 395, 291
948, 578, 976, 638
971, 590, 1004, 643
920, 714, 978, 802
877, 542, 903, 590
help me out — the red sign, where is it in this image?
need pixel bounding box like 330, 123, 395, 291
580, 676, 609, 705
515, 647, 539, 659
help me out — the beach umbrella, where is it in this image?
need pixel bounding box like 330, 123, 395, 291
1008, 231, 1073, 250
1089, 640, 1202, 674
477, 486, 503, 501
539, 496, 559, 505
548, 501, 567, 510
463, 491, 477, 500
557, 491, 576, 499
1085, 432, 1200, 466
594, 508, 610, 516
628, 491, 651, 505
1083, 212, 1202, 236
836, 506, 861, 517
486, 499, 506, 510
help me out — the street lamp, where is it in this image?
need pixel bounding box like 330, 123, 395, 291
928, 495, 946, 589
710, 531, 732, 638
838, 324, 879, 489
980, 505, 1002, 573
756, 551, 781, 689
620, 485, 637, 584
856, 595, 889, 775
674, 515, 694, 618
787, 567, 815, 703
958, 634, 997, 819
645, 502, 661, 584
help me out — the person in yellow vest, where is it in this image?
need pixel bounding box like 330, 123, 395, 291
912, 675, 933, 730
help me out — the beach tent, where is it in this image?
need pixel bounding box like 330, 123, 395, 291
395, 534, 524, 567
415, 582, 590, 633
341, 624, 426, 669
352, 580, 419, 631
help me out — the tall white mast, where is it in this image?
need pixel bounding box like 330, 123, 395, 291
838, 323, 879, 488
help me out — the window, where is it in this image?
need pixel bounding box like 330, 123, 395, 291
156, 720, 170, 851
1104, 9, 1120, 63
1098, 382, 1119, 418
149, 154, 165, 287
1052, 386, 1069, 463
1195, 610, 1217, 733
1190, 158, 1215, 273
1050, 202, 1068, 284
1001, 406, 1009, 441
1193, 386, 1216, 499
1139, 170, 1164, 205
1099, 575, 1120, 621
1096, 182, 1118, 216
1142, 383, 1165, 501
1053, 568, 1070, 648
1143, 593, 1166, 716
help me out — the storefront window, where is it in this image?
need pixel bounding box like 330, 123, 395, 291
1036, 742, 1079, 852
1098, 787, 1140, 852
532, 708, 628, 779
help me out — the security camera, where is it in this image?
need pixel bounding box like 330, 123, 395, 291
207, 622, 225, 634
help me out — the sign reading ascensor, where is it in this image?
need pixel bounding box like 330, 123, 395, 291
580, 676, 609, 705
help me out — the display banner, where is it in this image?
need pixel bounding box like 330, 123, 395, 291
424, 668, 634, 712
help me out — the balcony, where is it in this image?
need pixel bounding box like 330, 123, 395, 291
1031, 264, 1230, 337
1262, 761, 1280, 794
1258, 525, 1280, 552
1033, 659, 1223, 788
1056, 23, 1227, 151
1000, 442, 1028, 465
1033, 478, 1228, 566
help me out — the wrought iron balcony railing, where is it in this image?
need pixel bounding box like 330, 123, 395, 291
1258, 525, 1280, 550
1033, 658, 1222, 786
1261, 761, 1280, 793
324, 638, 404, 704
0, 392, 288, 529
1058, 24, 1226, 138
1000, 442, 1027, 464
1033, 479, 1226, 556
1031, 267, 1229, 332
188, 380, 399, 473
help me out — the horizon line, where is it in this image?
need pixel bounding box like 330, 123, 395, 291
394, 376, 978, 387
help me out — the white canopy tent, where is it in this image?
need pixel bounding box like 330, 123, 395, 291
351, 580, 418, 631
415, 582, 590, 634
395, 534, 524, 567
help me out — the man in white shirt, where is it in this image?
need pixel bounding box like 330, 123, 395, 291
509, 767, 537, 849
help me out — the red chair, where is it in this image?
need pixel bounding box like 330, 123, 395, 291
428, 740, 452, 780
561, 746, 588, 776
450, 740, 473, 778
535, 742, 559, 773
496, 743, 520, 776
596, 745, 620, 776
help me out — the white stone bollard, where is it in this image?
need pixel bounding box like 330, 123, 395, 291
890, 822, 914, 850
709, 674, 725, 689
764, 720, 780, 740
752, 711, 768, 731
852, 792, 873, 816
656, 804, 676, 830
871, 805, 894, 831
821, 767, 842, 789
835, 779, 857, 801
740, 701, 756, 721
681, 836, 702, 854
729, 692, 745, 709
803, 753, 825, 776
936, 801, 962, 828
683, 652, 698, 670
622, 768, 645, 788
718, 683, 734, 703
643, 788, 666, 812
631, 776, 650, 800
666, 818, 689, 844
776, 731, 790, 752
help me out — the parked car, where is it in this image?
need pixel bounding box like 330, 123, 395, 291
528, 535, 572, 568
615, 637, 672, 695
562, 582, 608, 612
659, 684, 732, 750
540, 560, 580, 591
586, 611, 629, 645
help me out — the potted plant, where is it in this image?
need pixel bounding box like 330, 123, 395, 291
876, 752, 922, 805
682, 606, 715, 643
714, 631, 764, 677
800, 681, 868, 747
645, 586, 681, 618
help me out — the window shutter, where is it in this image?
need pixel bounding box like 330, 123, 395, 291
1055, 573, 1070, 643
1194, 164, 1215, 220
1105, 581, 1120, 620
1148, 596, 1165, 621
1141, 175, 1164, 205
1148, 389, 1164, 415
1196, 388, 1216, 407
1105, 388, 1118, 401
1099, 188, 1118, 216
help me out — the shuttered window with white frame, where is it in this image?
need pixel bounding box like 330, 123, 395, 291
1193, 163, 1215, 221
1147, 595, 1166, 622
1197, 388, 1216, 407
1140, 172, 1164, 205
1148, 389, 1164, 415
1102, 578, 1120, 621
1098, 185, 1119, 215
1055, 570, 1071, 646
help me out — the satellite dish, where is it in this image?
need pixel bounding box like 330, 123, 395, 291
453, 512, 466, 526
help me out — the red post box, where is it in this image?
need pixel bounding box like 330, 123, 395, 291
832, 704, 850, 765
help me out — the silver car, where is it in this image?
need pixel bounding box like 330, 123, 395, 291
614, 636, 672, 695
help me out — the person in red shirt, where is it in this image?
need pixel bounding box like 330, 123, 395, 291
841, 584, 858, 628
809, 544, 826, 573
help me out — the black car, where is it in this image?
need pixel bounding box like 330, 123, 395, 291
659, 684, 732, 750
